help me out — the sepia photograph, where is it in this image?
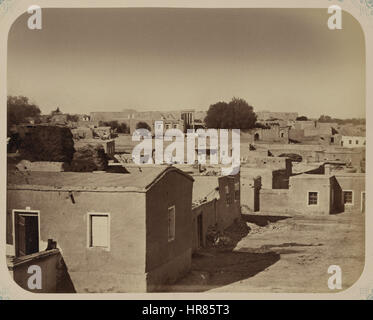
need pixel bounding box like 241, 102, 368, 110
4, 6, 366, 295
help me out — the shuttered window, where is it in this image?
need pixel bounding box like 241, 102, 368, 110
343, 191, 353, 205
308, 192, 318, 205
13, 210, 39, 257
89, 214, 110, 248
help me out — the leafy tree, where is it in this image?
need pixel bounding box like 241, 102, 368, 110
7, 95, 41, 130
66, 114, 79, 122
70, 144, 108, 172
296, 116, 308, 121
204, 101, 228, 129
117, 122, 129, 133
99, 120, 129, 133
136, 121, 151, 131
204, 97, 257, 129
19, 126, 75, 162
318, 115, 333, 123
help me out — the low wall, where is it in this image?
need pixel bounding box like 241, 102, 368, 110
192, 200, 216, 253
70, 271, 147, 293
146, 249, 192, 292
15, 161, 66, 172
259, 189, 290, 214
7, 249, 61, 293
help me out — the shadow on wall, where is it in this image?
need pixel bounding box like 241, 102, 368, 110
163, 251, 280, 292
56, 256, 76, 293
160, 217, 281, 292
242, 214, 291, 227
331, 176, 344, 215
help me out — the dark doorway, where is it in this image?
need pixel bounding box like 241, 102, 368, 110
254, 187, 260, 212
254, 133, 260, 141
14, 211, 39, 257
197, 214, 203, 249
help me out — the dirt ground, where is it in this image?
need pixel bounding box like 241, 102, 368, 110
167, 212, 365, 293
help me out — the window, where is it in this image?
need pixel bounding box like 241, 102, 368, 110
168, 206, 175, 242
349, 140, 352, 144
331, 137, 334, 143
88, 213, 110, 249
356, 140, 359, 145
13, 209, 40, 257
234, 182, 240, 201
343, 191, 353, 205
225, 185, 231, 206
308, 192, 318, 205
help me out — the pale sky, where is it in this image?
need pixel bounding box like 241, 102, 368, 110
7, 8, 365, 118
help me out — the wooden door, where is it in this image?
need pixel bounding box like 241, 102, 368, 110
15, 213, 39, 257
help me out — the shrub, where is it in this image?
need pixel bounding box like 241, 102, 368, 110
19, 126, 75, 162
69, 144, 108, 172
136, 121, 151, 131
278, 153, 302, 162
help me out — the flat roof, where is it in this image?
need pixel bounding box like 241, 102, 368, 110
240, 167, 277, 176
74, 139, 114, 144
334, 172, 365, 177
192, 176, 219, 202
7, 165, 193, 192
290, 173, 331, 179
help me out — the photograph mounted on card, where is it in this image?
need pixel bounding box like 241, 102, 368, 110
3, 4, 366, 295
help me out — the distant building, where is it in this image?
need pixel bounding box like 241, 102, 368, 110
256, 111, 298, 122
71, 127, 94, 140
74, 139, 115, 157
50, 113, 68, 125
129, 118, 185, 134
181, 109, 195, 129
288, 121, 340, 145
251, 143, 365, 172
240, 157, 365, 215
79, 114, 90, 122
92, 126, 112, 139
89, 110, 203, 134
248, 126, 290, 144
340, 135, 366, 148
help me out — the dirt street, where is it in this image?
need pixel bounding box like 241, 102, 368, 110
168, 212, 365, 293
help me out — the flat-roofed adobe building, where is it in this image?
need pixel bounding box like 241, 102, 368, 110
340, 135, 366, 148
240, 159, 365, 216
6, 166, 194, 292
191, 173, 241, 253
334, 173, 366, 213
288, 173, 365, 215
288, 174, 340, 215
192, 173, 241, 251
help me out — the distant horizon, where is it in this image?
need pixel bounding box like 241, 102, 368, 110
26, 104, 364, 120
8, 8, 365, 119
